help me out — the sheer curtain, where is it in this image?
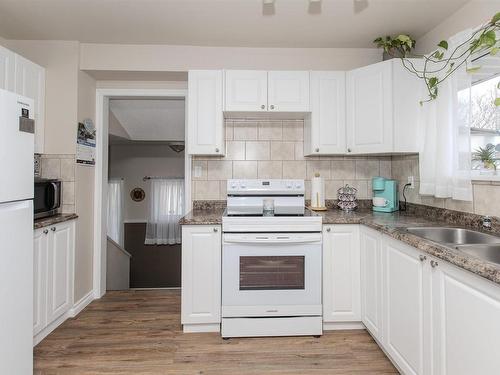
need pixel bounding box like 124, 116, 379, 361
418, 29, 473, 201
107, 179, 124, 246
145, 178, 184, 245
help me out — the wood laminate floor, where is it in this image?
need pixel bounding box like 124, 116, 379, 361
34, 290, 398, 374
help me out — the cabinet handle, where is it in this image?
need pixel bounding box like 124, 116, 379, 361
270, 105, 275, 110
261, 104, 265, 110
419, 255, 427, 262
215, 148, 219, 153
315, 148, 319, 152
430, 260, 438, 268
43, 229, 48, 235
51, 227, 56, 232
213, 227, 218, 232
347, 148, 352, 153
326, 227, 331, 232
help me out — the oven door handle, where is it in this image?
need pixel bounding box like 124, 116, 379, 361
223, 237, 321, 244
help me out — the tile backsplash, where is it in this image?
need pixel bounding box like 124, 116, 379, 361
391, 154, 500, 218
40, 154, 76, 214
192, 119, 392, 201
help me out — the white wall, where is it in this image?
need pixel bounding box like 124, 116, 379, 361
416, 1, 499, 54
75, 70, 96, 302
108, 144, 184, 221
81, 44, 382, 71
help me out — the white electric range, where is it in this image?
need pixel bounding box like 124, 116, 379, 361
221, 179, 323, 338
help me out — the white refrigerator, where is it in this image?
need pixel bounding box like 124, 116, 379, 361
0, 89, 35, 374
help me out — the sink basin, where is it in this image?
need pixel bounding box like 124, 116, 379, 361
404, 227, 500, 245
455, 244, 500, 265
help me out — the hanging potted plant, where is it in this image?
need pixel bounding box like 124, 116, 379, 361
373, 12, 500, 105
373, 34, 416, 60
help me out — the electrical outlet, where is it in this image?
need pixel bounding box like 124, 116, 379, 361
407, 176, 415, 189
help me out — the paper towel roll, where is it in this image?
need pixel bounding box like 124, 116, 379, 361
311, 174, 325, 208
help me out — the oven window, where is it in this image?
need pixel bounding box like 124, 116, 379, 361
239, 256, 305, 290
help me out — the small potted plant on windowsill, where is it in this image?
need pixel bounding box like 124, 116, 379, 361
473, 145, 498, 175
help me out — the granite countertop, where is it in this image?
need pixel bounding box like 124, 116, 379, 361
179, 206, 500, 285
34, 213, 79, 229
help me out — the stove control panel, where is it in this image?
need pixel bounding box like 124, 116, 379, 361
227, 179, 305, 195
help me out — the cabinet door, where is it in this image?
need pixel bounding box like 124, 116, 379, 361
187, 70, 224, 155
346, 61, 393, 154
360, 226, 383, 341
432, 259, 500, 375
33, 228, 48, 336
15, 54, 45, 153
323, 225, 360, 322
267, 71, 309, 112
225, 70, 268, 112
305, 71, 346, 155
181, 225, 221, 325
383, 237, 427, 375
47, 221, 74, 323
0, 45, 15, 91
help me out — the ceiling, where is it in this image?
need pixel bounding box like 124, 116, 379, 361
0, 0, 469, 48
109, 99, 185, 141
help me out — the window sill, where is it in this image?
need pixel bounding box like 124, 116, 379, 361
471, 171, 500, 183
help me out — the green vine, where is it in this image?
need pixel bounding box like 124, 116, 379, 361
374, 12, 500, 105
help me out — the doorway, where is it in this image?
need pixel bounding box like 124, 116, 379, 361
94, 89, 190, 297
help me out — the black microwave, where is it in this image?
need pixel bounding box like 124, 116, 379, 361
34, 178, 61, 219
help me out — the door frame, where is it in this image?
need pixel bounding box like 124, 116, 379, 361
94, 88, 190, 298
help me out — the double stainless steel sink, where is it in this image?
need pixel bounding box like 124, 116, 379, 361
404, 227, 500, 265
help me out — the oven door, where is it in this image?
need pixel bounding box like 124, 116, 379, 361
222, 232, 322, 318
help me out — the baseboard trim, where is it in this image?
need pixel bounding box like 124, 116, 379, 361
33, 311, 70, 346
323, 321, 365, 331
70, 290, 94, 318
183, 323, 220, 333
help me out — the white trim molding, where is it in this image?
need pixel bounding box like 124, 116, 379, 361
70, 290, 95, 318
93, 88, 190, 298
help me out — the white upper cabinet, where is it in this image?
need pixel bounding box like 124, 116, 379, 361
268, 71, 310, 112
322, 225, 360, 324
346, 59, 422, 154
346, 60, 393, 154
431, 258, 500, 375
0, 45, 15, 92
187, 70, 225, 156
305, 71, 346, 155
14, 54, 46, 154
224, 70, 268, 112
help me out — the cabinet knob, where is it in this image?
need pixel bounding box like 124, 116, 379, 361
215, 148, 219, 153
347, 148, 352, 153
213, 227, 218, 232
43, 229, 48, 235
270, 105, 275, 110
315, 148, 319, 152
326, 227, 331, 232
51, 227, 56, 232
419, 255, 427, 262
261, 104, 265, 110
430, 260, 438, 268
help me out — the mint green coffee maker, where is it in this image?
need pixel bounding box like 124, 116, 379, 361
372, 177, 399, 212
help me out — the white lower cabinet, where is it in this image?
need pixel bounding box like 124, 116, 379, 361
382, 237, 430, 375
322, 225, 361, 327
431, 258, 500, 375
360, 225, 500, 375
359, 226, 383, 341
33, 220, 75, 345
181, 225, 221, 332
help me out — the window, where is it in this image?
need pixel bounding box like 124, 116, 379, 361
107, 179, 124, 246
462, 71, 500, 177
